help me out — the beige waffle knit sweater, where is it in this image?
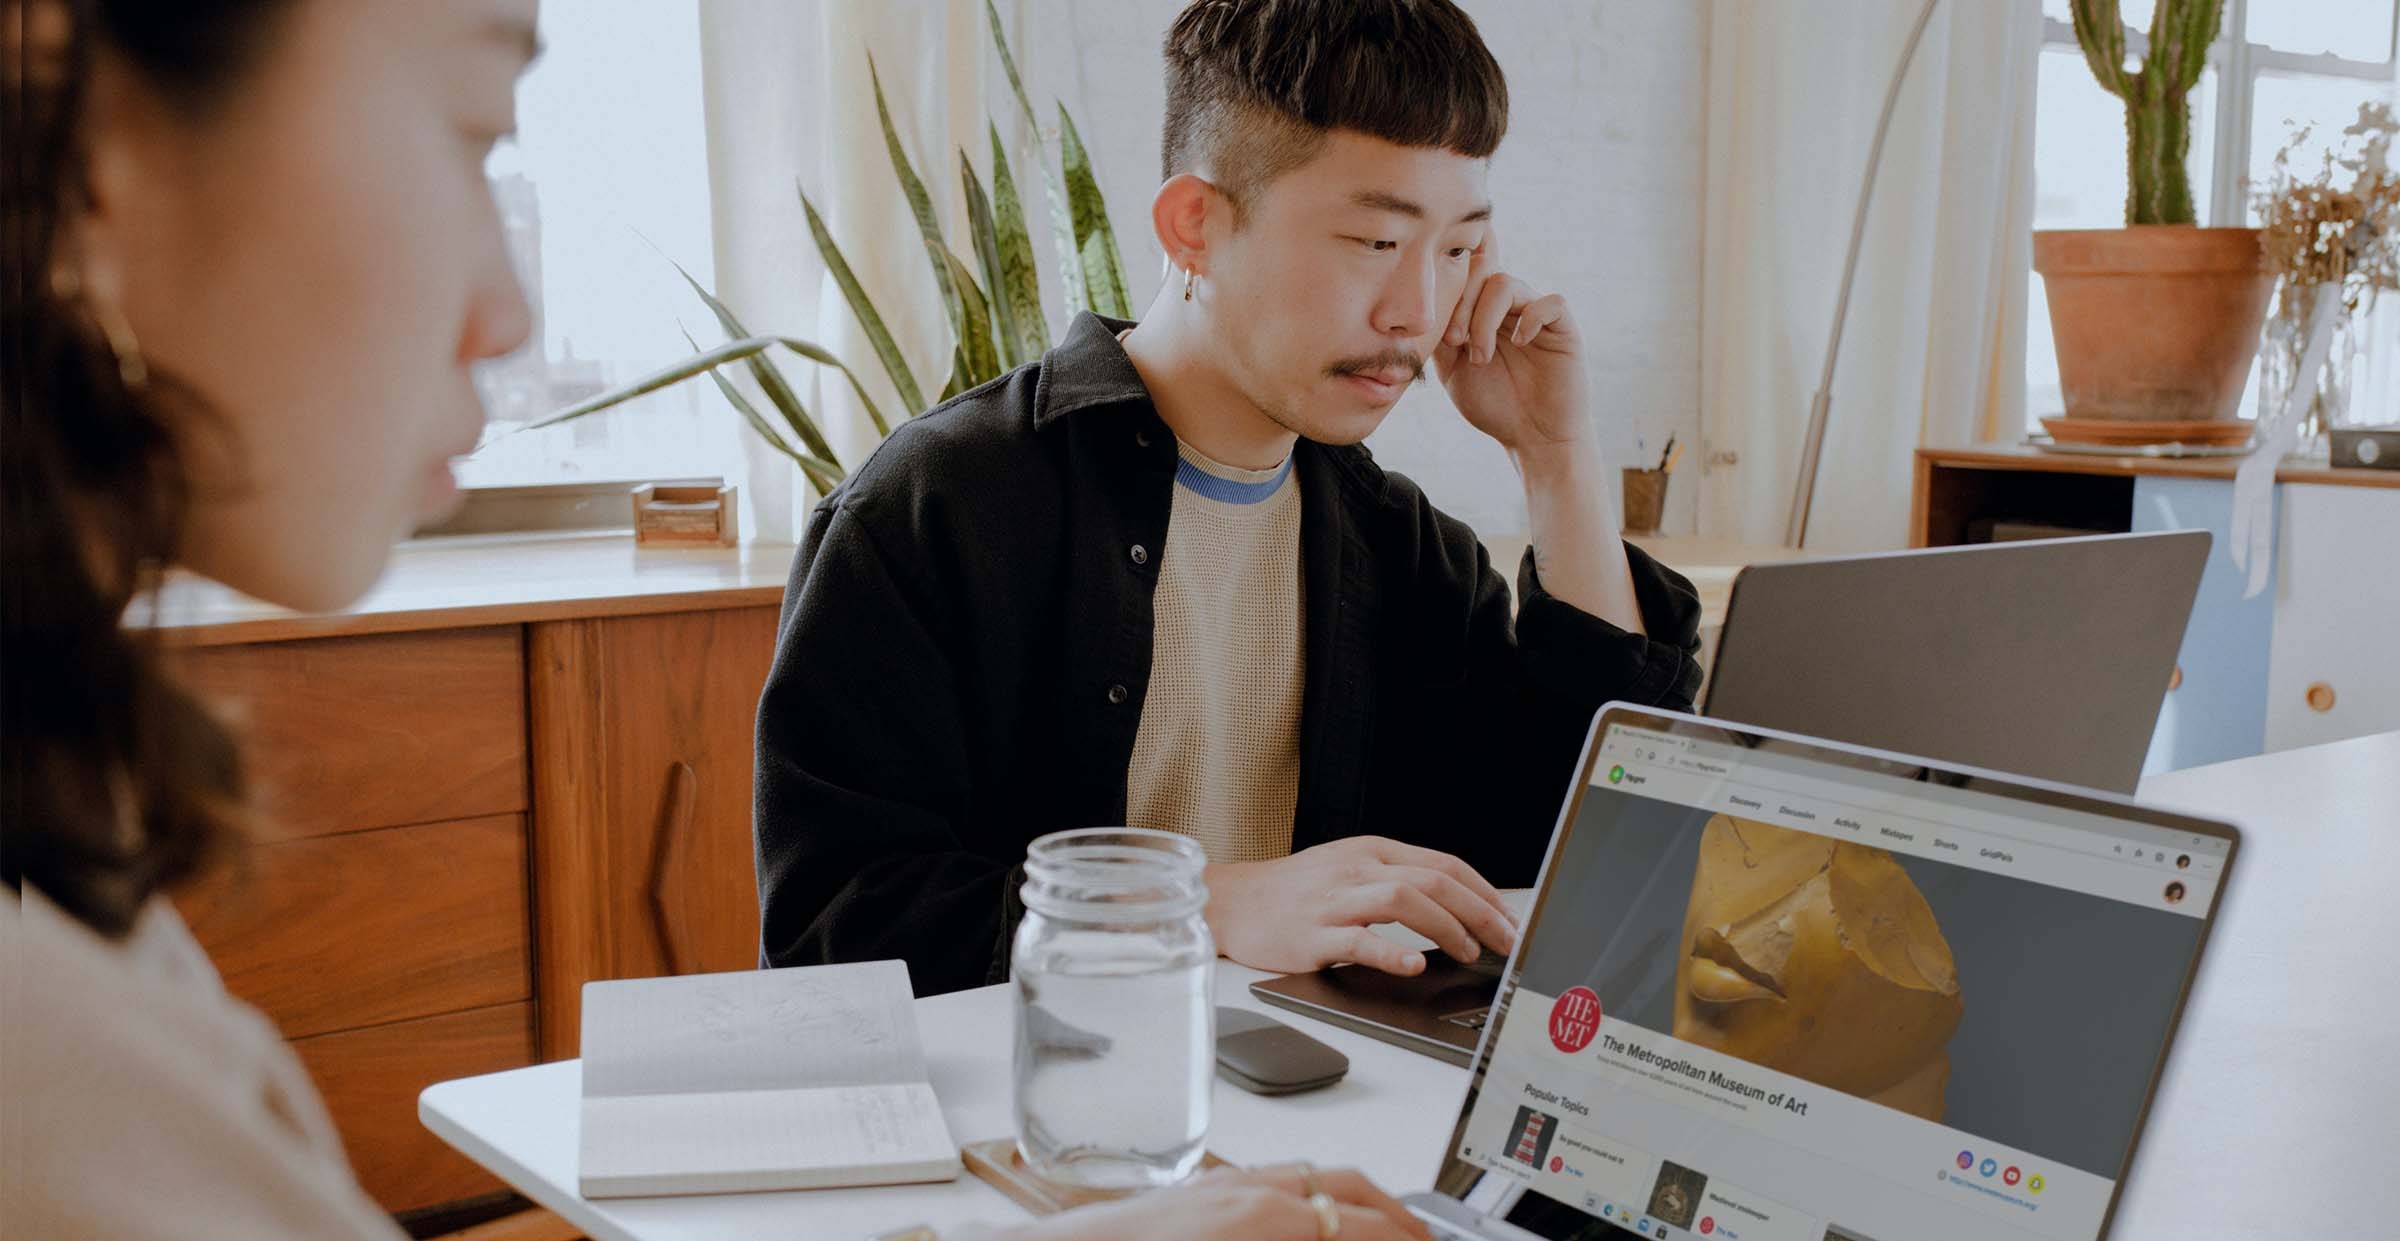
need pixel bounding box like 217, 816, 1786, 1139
1125, 439, 1306, 863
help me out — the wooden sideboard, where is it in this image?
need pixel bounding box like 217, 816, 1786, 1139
157, 536, 795, 1218
1912, 445, 2399, 770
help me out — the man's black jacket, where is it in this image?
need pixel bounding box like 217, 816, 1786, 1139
754, 313, 1704, 995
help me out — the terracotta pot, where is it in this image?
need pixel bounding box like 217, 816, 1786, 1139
2032, 226, 2272, 422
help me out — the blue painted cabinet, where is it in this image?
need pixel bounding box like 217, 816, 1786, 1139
2132, 476, 2276, 773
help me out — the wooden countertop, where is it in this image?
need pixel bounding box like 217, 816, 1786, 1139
1919, 442, 2400, 488
146, 533, 797, 648
146, 532, 1811, 648
1490, 534, 1816, 630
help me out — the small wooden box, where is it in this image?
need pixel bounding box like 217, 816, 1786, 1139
631, 484, 737, 547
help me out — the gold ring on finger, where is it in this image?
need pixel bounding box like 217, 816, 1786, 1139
1308, 1190, 1342, 1240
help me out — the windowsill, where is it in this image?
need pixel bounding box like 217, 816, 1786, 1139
414, 477, 726, 540
146, 530, 1810, 650
394, 526, 637, 553
146, 532, 800, 648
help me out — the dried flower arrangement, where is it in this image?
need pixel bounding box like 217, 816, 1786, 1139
2250, 101, 2399, 433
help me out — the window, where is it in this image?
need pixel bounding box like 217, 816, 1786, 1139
2027, 0, 2399, 431
462, 0, 742, 490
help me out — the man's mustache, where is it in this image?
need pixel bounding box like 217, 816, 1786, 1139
1325, 352, 1427, 383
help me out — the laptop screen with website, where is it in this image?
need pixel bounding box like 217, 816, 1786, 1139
1433, 709, 2234, 1241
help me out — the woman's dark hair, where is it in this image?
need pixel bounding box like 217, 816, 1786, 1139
1160, 0, 1509, 219
2, 0, 290, 937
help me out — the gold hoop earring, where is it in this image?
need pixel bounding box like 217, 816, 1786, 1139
87, 294, 149, 390
1183, 268, 1197, 302
53, 262, 148, 389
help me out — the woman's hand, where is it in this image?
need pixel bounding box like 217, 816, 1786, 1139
995, 1163, 1433, 1241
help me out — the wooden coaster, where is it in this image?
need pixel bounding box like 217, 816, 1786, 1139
960, 1139, 1232, 1215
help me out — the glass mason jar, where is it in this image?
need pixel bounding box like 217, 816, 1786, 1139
1012, 828, 1214, 1189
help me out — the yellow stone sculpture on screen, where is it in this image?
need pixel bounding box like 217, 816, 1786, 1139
1673, 815, 1964, 1120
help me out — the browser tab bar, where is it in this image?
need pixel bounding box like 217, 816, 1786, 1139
1594, 724, 2219, 917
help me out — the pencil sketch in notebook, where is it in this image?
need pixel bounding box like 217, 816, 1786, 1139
578, 960, 961, 1197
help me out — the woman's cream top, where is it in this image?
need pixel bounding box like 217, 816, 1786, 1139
2, 884, 404, 1239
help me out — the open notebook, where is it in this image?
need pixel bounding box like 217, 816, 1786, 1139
578, 960, 962, 1198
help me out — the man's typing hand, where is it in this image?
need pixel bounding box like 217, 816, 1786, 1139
1203, 837, 1520, 975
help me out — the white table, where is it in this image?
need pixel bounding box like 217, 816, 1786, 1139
422, 953, 1445, 1241
2098, 730, 2400, 1237
423, 731, 2400, 1239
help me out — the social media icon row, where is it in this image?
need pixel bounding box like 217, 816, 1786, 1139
1956, 1150, 2043, 1194
1588, 1198, 1674, 1238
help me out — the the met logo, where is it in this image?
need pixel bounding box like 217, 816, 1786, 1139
1548, 986, 1602, 1053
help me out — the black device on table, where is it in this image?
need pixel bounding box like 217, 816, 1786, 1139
1213, 1007, 1348, 1094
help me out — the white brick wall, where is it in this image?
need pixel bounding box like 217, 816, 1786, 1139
1020, 0, 1707, 537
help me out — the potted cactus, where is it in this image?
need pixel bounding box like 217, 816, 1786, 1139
2033, 0, 2274, 445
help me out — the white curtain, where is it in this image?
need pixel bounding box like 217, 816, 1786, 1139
698, 1, 1009, 542
1698, 0, 2042, 552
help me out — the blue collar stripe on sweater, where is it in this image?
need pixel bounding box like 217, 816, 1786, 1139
1175, 454, 1293, 505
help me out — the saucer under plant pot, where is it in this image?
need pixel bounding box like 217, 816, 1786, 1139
2035, 0, 2272, 447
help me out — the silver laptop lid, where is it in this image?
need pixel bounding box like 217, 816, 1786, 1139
1702, 531, 2209, 795
1430, 705, 2237, 1241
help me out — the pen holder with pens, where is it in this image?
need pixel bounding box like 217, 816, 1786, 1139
1623, 437, 1684, 536
1621, 467, 1668, 536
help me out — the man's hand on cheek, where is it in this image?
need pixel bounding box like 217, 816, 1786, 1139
1202, 837, 1520, 975
1430, 227, 1595, 459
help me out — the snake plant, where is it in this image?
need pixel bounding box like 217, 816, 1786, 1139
539, 0, 1132, 487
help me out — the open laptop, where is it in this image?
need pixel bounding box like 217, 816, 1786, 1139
1388, 704, 2236, 1241
1252, 531, 2210, 1065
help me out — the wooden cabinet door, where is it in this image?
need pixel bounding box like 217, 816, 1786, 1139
526, 606, 780, 1059
173, 628, 528, 838
177, 813, 531, 1039
291, 1002, 535, 1212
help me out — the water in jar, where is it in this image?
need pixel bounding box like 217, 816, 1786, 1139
1013, 927, 1213, 1188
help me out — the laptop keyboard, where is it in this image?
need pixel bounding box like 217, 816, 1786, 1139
1414, 1206, 1654, 1240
